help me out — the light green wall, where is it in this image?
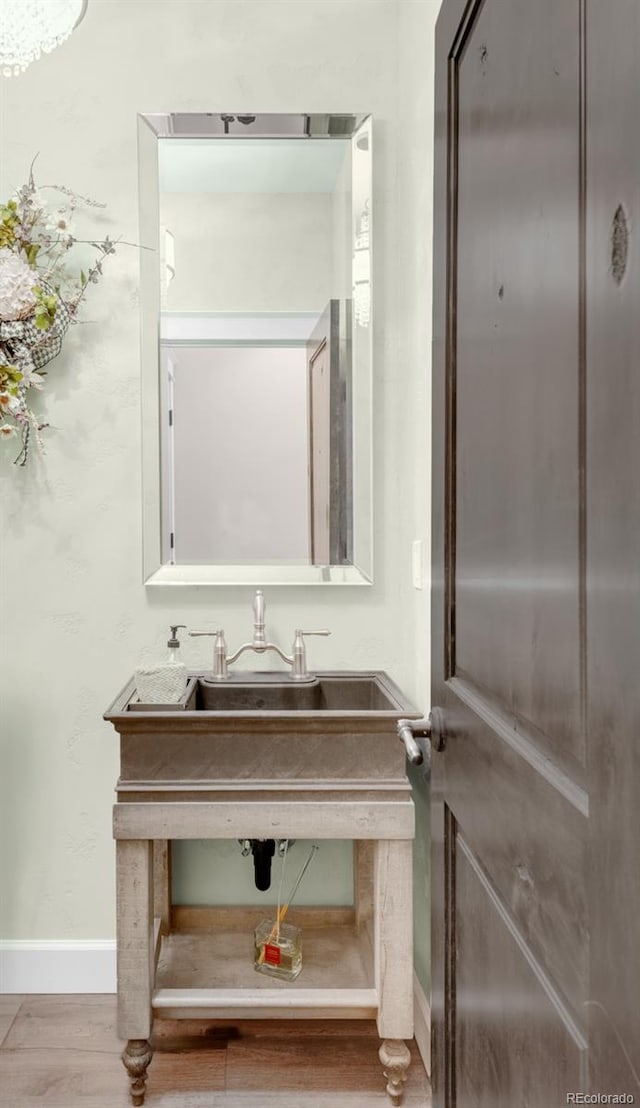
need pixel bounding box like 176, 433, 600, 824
173, 839, 353, 908
396, 0, 439, 997
0, 0, 439, 1008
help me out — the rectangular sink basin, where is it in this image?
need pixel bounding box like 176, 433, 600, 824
105, 671, 420, 787
191, 674, 403, 713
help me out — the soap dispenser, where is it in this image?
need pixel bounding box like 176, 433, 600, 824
135, 624, 188, 704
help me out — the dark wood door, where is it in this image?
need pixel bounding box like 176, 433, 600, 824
431, 1, 640, 1103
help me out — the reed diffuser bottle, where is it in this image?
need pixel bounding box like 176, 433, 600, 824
254, 844, 318, 982
254, 919, 302, 981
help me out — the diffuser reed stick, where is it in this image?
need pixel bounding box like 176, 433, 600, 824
275, 839, 289, 943
281, 845, 318, 917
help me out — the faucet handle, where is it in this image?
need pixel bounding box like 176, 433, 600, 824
291, 628, 331, 680
189, 629, 228, 679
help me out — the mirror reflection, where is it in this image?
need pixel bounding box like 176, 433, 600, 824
139, 113, 372, 586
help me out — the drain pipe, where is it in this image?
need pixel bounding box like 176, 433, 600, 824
238, 838, 293, 891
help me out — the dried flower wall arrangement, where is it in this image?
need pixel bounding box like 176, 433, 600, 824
0, 160, 123, 465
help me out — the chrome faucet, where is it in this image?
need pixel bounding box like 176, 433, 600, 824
189, 627, 229, 678
226, 590, 292, 670
288, 627, 332, 679
250, 589, 266, 647
190, 590, 330, 680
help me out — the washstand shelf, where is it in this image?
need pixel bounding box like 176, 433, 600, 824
104, 669, 420, 1106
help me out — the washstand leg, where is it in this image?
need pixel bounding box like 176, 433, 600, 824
374, 840, 414, 1104
116, 840, 154, 1104
379, 1038, 411, 1105
122, 1039, 153, 1106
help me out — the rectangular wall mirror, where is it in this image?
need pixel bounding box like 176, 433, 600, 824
138, 112, 373, 586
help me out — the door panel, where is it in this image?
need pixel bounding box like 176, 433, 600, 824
442, 687, 587, 1017
306, 300, 352, 566
433, 0, 640, 1103
454, 0, 583, 773
309, 337, 331, 565
456, 829, 586, 1108
432, 0, 589, 1102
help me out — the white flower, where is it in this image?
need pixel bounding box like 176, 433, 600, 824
0, 424, 17, 438
0, 248, 37, 321
33, 192, 75, 238
21, 369, 45, 389
48, 208, 74, 237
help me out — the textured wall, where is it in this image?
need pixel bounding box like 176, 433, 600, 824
0, 0, 438, 987
162, 191, 334, 313
396, 0, 437, 994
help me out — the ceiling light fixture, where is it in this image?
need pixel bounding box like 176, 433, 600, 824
0, 0, 88, 78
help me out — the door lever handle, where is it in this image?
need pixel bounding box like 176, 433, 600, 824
397, 708, 447, 767
397, 718, 429, 765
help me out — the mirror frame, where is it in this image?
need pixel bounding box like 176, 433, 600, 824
138, 112, 373, 587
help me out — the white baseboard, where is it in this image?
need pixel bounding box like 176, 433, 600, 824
0, 942, 116, 994
413, 970, 431, 1076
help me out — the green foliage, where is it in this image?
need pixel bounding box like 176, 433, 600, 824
32, 285, 57, 331
0, 199, 19, 249
0, 363, 23, 392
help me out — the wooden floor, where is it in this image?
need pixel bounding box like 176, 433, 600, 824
0, 995, 431, 1107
